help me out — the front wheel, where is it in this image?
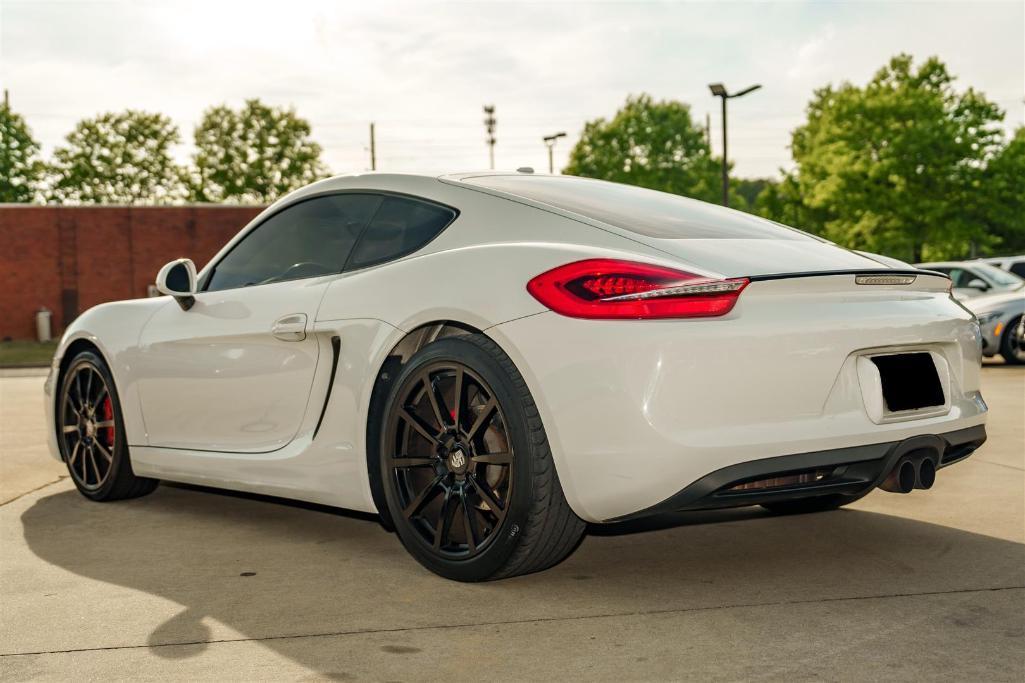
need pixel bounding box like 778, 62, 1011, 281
999, 315, 1025, 365
379, 334, 584, 581
57, 350, 158, 501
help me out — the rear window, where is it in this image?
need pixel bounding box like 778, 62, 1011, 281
463, 174, 812, 241
346, 196, 456, 270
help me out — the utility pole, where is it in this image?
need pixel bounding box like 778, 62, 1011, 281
542, 132, 567, 174
483, 105, 497, 169
369, 122, 377, 171
705, 113, 711, 148
708, 83, 762, 207
2, 89, 8, 110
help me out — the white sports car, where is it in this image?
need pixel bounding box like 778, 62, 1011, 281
45, 172, 988, 581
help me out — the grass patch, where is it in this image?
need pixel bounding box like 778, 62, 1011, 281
0, 340, 58, 367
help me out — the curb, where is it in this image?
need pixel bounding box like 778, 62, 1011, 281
0, 367, 50, 377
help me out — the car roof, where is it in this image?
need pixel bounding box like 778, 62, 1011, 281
979, 256, 1025, 263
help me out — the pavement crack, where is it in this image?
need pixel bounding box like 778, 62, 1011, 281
0, 476, 67, 507
2, 584, 1022, 658
974, 458, 1025, 472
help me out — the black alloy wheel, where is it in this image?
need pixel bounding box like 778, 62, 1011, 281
61, 360, 117, 490
58, 351, 158, 501
386, 360, 513, 559
379, 334, 584, 581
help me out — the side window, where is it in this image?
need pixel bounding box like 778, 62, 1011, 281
946, 268, 969, 287
1009, 262, 1025, 278
961, 268, 987, 287
346, 196, 456, 270
205, 194, 381, 292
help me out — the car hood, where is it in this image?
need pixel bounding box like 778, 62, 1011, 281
964, 287, 1025, 313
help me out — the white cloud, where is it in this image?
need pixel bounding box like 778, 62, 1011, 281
1, 0, 1022, 179
787, 24, 837, 80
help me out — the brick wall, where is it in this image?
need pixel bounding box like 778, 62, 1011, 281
0, 205, 264, 340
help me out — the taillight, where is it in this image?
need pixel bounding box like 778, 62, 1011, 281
526, 259, 748, 320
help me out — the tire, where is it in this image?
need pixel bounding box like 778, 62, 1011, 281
378, 334, 585, 581
999, 315, 1025, 365
56, 350, 158, 501
761, 495, 851, 515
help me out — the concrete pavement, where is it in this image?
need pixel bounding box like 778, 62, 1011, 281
1, 365, 1022, 681
0, 370, 66, 506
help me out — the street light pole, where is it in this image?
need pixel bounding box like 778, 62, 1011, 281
543, 132, 566, 174
483, 105, 497, 169
708, 83, 761, 207
719, 95, 728, 207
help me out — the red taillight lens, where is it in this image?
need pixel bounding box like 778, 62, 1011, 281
526, 259, 748, 320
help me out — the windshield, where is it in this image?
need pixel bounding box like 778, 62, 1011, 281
462, 174, 814, 241
976, 263, 1025, 288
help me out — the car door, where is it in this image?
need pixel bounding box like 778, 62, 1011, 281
135, 193, 382, 453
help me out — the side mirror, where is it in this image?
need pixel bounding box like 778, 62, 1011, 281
156, 258, 198, 311
966, 278, 989, 291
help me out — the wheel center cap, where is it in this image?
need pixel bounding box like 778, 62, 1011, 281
83, 420, 96, 438
447, 447, 468, 473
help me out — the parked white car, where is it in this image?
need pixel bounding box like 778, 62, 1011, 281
45, 172, 988, 581
915, 260, 1025, 300
979, 255, 1025, 279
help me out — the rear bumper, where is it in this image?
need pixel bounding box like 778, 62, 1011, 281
489, 287, 986, 523
606, 424, 986, 522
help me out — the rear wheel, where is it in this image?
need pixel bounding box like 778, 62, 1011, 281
379, 334, 584, 581
57, 351, 158, 501
999, 315, 1025, 365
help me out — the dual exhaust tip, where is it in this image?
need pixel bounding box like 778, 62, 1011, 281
880, 453, 937, 494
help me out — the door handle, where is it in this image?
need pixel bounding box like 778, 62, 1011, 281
271, 313, 308, 342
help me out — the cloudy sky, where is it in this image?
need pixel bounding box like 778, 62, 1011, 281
2, 0, 1022, 179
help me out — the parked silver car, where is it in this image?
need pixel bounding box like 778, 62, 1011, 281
979, 255, 1025, 279
915, 260, 1025, 300
965, 289, 1025, 364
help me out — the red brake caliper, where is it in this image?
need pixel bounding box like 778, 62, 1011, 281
101, 397, 115, 448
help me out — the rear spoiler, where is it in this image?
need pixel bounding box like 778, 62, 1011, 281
746, 268, 949, 283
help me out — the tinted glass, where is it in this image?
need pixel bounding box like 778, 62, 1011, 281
463, 174, 812, 241
346, 196, 455, 270
1009, 262, 1025, 278
974, 262, 1024, 287
946, 268, 973, 287
206, 194, 381, 291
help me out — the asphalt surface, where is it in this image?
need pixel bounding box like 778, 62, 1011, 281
1, 364, 1022, 681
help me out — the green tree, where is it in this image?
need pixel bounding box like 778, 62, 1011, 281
977, 127, 1025, 254
762, 54, 1005, 262
48, 110, 186, 204
732, 177, 771, 213
563, 94, 726, 204
190, 99, 327, 203
0, 103, 44, 202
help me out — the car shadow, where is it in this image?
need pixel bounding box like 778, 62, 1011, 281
17, 483, 1025, 676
